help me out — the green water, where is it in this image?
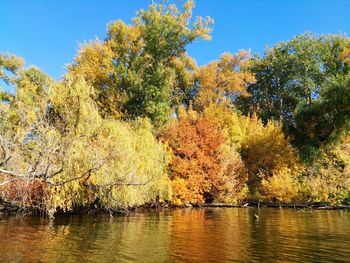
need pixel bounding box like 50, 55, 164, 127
0, 208, 349, 262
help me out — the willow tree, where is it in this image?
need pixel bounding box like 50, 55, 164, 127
0, 54, 171, 215
49, 76, 171, 211
69, 0, 213, 126
0, 54, 61, 211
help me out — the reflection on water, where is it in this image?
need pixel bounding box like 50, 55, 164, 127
0, 208, 349, 262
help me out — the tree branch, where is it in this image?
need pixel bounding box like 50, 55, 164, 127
0, 134, 11, 166
0, 168, 26, 177
46, 165, 64, 179
47, 155, 112, 186
95, 177, 153, 188
48, 168, 92, 186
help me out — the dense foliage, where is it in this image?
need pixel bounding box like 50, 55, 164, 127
238, 34, 350, 161
1, 1, 350, 216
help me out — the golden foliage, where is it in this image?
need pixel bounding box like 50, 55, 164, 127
195, 51, 255, 110
261, 168, 300, 204
67, 40, 124, 118
239, 115, 303, 200
306, 136, 350, 205
49, 76, 171, 210
2, 2, 350, 213
203, 105, 303, 202
339, 43, 350, 65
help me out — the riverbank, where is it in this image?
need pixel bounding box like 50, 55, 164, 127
0, 200, 20, 214
201, 202, 350, 210
1, 199, 350, 218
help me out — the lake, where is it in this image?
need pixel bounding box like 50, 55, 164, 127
0, 208, 349, 262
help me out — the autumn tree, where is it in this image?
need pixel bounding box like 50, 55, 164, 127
239, 115, 303, 202
69, 0, 213, 126
0, 54, 171, 216
162, 106, 247, 205
305, 135, 350, 205
194, 51, 255, 111
0, 54, 60, 211
203, 104, 302, 203
45, 75, 171, 212
3, 0, 350, 212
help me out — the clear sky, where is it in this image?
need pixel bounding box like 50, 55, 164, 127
1, 0, 349, 80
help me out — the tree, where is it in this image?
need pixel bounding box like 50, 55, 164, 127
194, 51, 255, 111
162, 106, 247, 205
239, 115, 302, 199
0, 53, 24, 85
305, 135, 350, 205
261, 167, 301, 204
203, 104, 302, 202
239, 33, 350, 161
0, 57, 171, 215
0, 56, 63, 212
69, 0, 213, 126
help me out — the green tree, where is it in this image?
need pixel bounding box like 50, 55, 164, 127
239, 33, 350, 161
69, 0, 213, 126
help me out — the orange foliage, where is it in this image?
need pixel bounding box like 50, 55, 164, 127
2, 179, 48, 208
339, 44, 350, 65
162, 107, 225, 204
162, 106, 247, 204
202, 105, 301, 202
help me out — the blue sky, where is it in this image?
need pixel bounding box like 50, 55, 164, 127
1, 0, 349, 80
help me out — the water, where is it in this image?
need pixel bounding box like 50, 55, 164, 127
0, 208, 349, 262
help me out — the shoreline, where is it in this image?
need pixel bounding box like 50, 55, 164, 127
1, 200, 350, 218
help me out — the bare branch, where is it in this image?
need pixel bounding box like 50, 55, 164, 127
47, 155, 113, 186
107, 178, 152, 187
0, 168, 26, 177
44, 159, 51, 177
0, 156, 11, 166
45, 164, 64, 179
48, 169, 92, 186
94, 177, 153, 188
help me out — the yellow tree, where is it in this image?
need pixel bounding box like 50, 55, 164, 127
239, 115, 302, 202
194, 51, 255, 111
203, 104, 302, 204
305, 135, 350, 205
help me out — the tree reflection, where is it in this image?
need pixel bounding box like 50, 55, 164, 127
0, 209, 349, 262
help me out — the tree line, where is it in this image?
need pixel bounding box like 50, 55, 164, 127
1, 1, 349, 216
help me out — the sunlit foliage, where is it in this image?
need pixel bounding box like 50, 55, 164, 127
305, 136, 350, 205
203, 105, 303, 203
69, 0, 213, 126
162, 106, 247, 205
239, 33, 350, 161
0, 62, 171, 215
1, 1, 350, 216
194, 51, 255, 111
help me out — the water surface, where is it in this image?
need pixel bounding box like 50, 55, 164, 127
0, 208, 349, 262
